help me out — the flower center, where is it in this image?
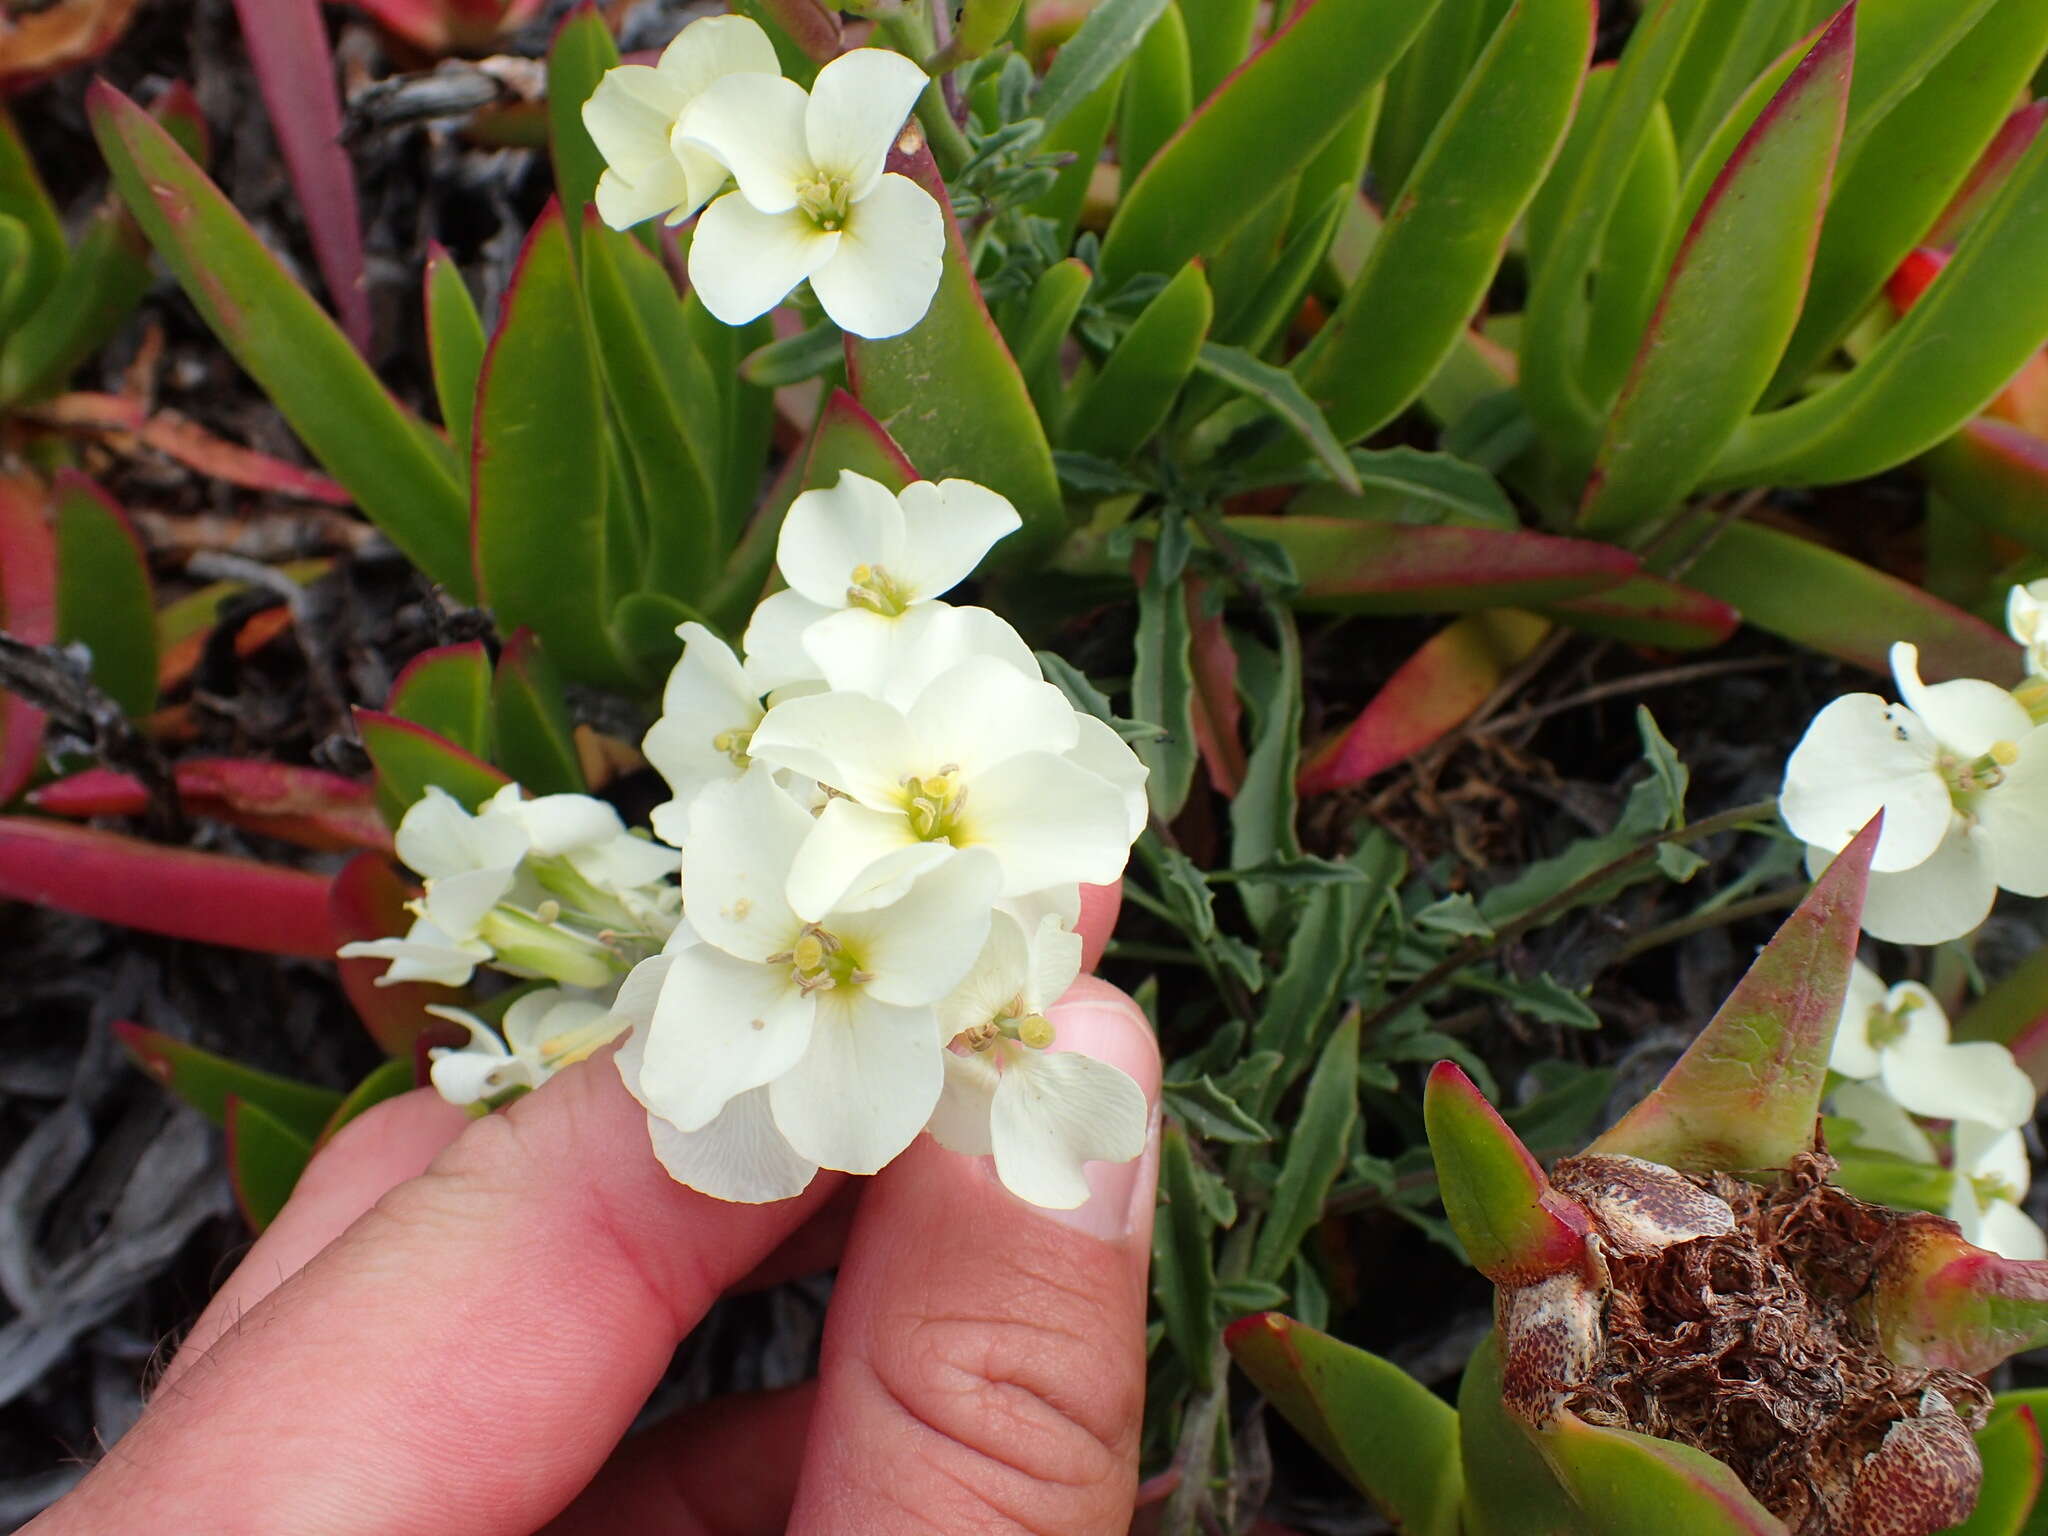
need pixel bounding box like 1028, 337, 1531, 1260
1970, 1169, 2022, 1210
773, 923, 871, 995
1939, 740, 2018, 796
1866, 996, 1918, 1051
2018, 676, 2048, 724
796, 172, 853, 232
952, 1006, 1056, 1055
846, 562, 914, 616
903, 766, 967, 841
711, 726, 752, 767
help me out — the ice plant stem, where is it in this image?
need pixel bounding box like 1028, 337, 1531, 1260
1357, 796, 1783, 1038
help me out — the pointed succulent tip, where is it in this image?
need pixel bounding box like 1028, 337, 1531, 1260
1424, 1061, 1592, 1286
1223, 1311, 1290, 1353
1589, 812, 1881, 1175
1871, 1213, 2048, 1376
1541, 1414, 1787, 1533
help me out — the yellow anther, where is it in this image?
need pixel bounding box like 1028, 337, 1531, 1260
711, 727, 752, 766
1016, 1014, 1056, 1050
792, 933, 827, 973
795, 173, 853, 232
535, 899, 562, 924
1992, 739, 2021, 766
846, 561, 913, 617
904, 766, 967, 841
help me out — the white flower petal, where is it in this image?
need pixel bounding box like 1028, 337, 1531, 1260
1831, 1081, 1936, 1162
957, 752, 1136, 895
776, 470, 908, 610
1968, 1199, 2048, 1260
1979, 722, 2048, 897
430, 1044, 518, 1105
1781, 693, 1950, 871
594, 160, 698, 232
584, 66, 696, 228
687, 193, 839, 327
643, 1089, 820, 1203
892, 480, 1023, 601
1002, 884, 1083, 935
1829, 961, 1890, 1080
833, 847, 1001, 1006
907, 655, 1080, 777
339, 920, 490, 988
1068, 714, 1150, 841
656, 14, 780, 95
645, 624, 764, 843
500, 792, 625, 855
785, 797, 940, 921
797, 606, 911, 701
990, 1047, 1150, 1209
674, 71, 813, 214
1958, 1119, 2031, 1186
741, 587, 834, 694
928, 1049, 1000, 1155
747, 687, 918, 807
1883, 1038, 2035, 1129
1854, 822, 1997, 945
683, 769, 808, 961
1027, 913, 1084, 1011
638, 944, 814, 1132
803, 48, 930, 200
396, 786, 526, 880
809, 172, 944, 339
1891, 642, 2033, 755
610, 953, 674, 1031
422, 864, 518, 939
936, 908, 1035, 1039
770, 990, 942, 1173
872, 604, 1040, 705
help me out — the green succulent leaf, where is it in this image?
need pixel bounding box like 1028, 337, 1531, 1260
1425, 1060, 1593, 1285
1539, 1413, 1790, 1534
1011, 258, 1093, 430
492, 631, 588, 796
115, 1021, 342, 1141
1031, 0, 1171, 135
0, 105, 65, 327
1181, 0, 1259, 100
1117, 4, 1191, 194
315, 1057, 420, 1148
425, 244, 487, 472
0, 206, 151, 406
1459, 1333, 1585, 1536
546, 5, 620, 236
358, 708, 510, 826
1943, 1402, 2043, 1536
51, 472, 156, 718
1923, 421, 2048, 558
227, 1097, 316, 1233
1066, 259, 1213, 462
388, 641, 494, 761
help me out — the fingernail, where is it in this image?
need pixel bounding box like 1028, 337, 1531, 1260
1048, 1102, 1162, 1242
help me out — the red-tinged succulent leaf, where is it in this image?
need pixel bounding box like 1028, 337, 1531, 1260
33, 758, 388, 852
1872, 1214, 2048, 1376
329, 851, 469, 1058
0, 0, 139, 86
1540, 573, 1741, 651
749, 0, 841, 62
155, 606, 296, 695
389, 640, 494, 759
0, 817, 335, 955
29, 393, 352, 505
0, 475, 56, 804
1924, 420, 2048, 556
1424, 1061, 1593, 1286
226, 1095, 313, 1233
1458, 1333, 1585, 1535
803, 388, 919, 493
51, 471, 155, 717
1946, 1404, 2042, 1536
1187, 577, 1245, 796
1579, 5, 1854, 539
1299, 610, 1551, 796
315, 1056, 420, 1149
1682, 520, 2022, 685
1930, 101, 2048, 249
1591, 816, 1881, 1174
114, 1020, 341, 1139
493, 630, 585, 796
1226, 517, 1639, 614
229, 0, 371, 353
1224, 1313, 1464, 1536
1537, 1413, 1790, 1534
1888, 249, 2048, 435
357, 707, 508, 827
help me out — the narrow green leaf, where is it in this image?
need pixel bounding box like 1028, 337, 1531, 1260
1196, 343, 1357, 491
1292, 447, 1516, 528
52, 472, 156, 717
1025, 62, 1127, 248
0, 208, 151, 405
388, 641, 494, 759
1131, 539, 1197, 820
1580, 102, 1678, 407
740, 318, 843, 387
1180, 0, 1259, 100
1162, 1075, 1270, 1143
473, 202, 632, 689
1227, 1313, 1464, 1536
1540, 1414, 1789, 1534
1066, 260, 1212, 461
1229, 612, 1305, 935
1032, 0, 1171, 134
425, 243, 486, 469
1097, 0, 1444, 288
316, 1057, 419, 1147
116, 1021, 342, 1140
1664, 0, 1791, 163
492, 630, 587, 796
1153, 1122, 1219, 1389
89, 84, 473, 598
1924, 420, 2048, 558
547, 5, 620, 229
1118, 4, 1191, 193
1251, 1009, 1359, 1280
0, 105, 65, 326
1012, 257, 1093, 430
227, 1097, 315, 1233
1214, 185, 1347, 360
1579, 8, 1853, 537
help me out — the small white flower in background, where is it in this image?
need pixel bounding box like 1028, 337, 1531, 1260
583, 16, 780, 231
744, 470, 1022, 695
630, 766, 1001, 1179
748, 654, 1139, 912
1829, 961, 2035, 1130
2009, 581, 2048, 679
1948, 1120, 2047, 1260
1829, 1079, 1937, 1164
927, 910, 1148, 1209
336, 786, 528, 986
425, 987, 623, 1106
641, 621, 771, 848
1781, 640, 2048, 943
676, 48, 944, 337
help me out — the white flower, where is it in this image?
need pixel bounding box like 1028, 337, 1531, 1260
1948, 1120, 2047, 1260
1830, 1079, 1937, 1163
425, 987, 622, 1105
742, 470, 1022, 695
584, 16, 780, 231
676, 47, 944, 337
927, 910, 1147, 1208
631, 766, 1000, 1177
336, 786, 529, 985
746, 654, 1136, 912
2010, 581, 2048, 677
1830, 962, 2034, 1130
641, 621, 768, 847
1782, 642, 2048, 943
479, 783, 678, 896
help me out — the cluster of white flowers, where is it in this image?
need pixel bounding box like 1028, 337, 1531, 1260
1828, 961, 2044, 1258
614, 470, 1150, 1208
1781, 584, 2048, 944
583, 15, 943, 340
343, 471, 1151, 1210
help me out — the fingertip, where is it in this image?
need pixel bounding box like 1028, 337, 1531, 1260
1049, 973, 1160, 1102
1077, 880, 1122, 972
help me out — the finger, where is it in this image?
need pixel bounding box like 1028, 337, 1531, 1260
156, 1088, 470, 1396
1078, 880, 1122, 973
33, 1053, 842, 1536
542, 1382, 817, 1536
787, 980, 1162, 1535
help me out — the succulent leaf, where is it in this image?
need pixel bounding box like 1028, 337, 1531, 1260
1425, 1060, 1593, 1286
1872, 1215, 2048, 1377
1538, 1413, 1790, 1534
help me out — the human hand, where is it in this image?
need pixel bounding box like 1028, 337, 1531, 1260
29, 893, 1160, 1535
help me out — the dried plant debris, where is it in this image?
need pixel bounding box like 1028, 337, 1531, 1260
1503, 1151, 1988, 1536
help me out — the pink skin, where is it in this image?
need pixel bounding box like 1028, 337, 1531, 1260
32, 883, 1154, 1536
